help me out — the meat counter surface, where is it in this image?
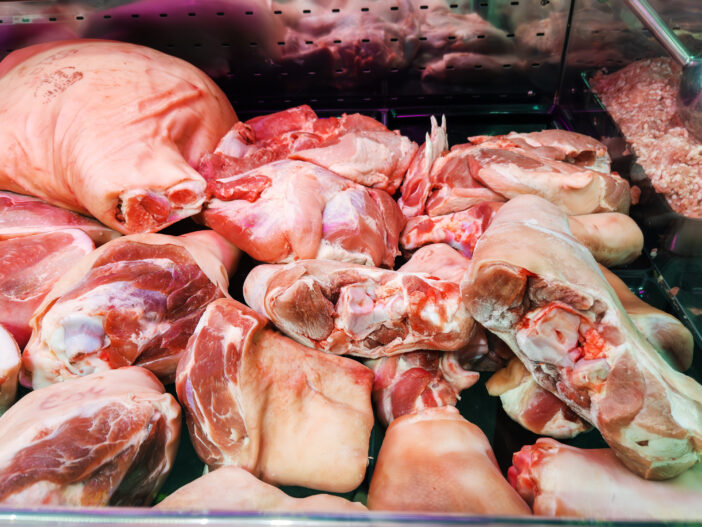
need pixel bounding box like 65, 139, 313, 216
0, 39, 700, 523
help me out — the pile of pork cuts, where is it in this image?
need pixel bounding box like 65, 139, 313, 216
0, 40, 700, 519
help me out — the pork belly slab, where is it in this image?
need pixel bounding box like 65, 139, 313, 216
156, 467, 367, 512
0, 191, 120, 245
367, 406, 530, 514
0, 229, 95, 349
201, 160, 404, 267
510, 438, 702, 520
461, 194, 702, 479
243, 259, 474, 359
0, 40, 236, 234
0, 367, 180, 506
22, 231, 234, 388
0, 327, 21, 414
176, 298, 373, 492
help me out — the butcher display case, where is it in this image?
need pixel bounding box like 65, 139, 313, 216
0, 0, 701, 524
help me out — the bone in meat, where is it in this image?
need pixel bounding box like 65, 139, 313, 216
0, 229, 94, 348
243, 259, 474, 359
509, 438, 702, 520
0, 40, 236, 234
200, 160, 404, 267
0, 367, 180, 506
461, 194, 702, 479
0, 191, 120, 245
22, 231, 234, 388
175, 298, 374, 492
367, 406, 531, 514
0, 326, 21, 414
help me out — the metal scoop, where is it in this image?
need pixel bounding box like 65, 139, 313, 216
625, 0, 702, 141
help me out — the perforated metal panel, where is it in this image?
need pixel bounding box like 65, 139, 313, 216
0, 0, 569, 112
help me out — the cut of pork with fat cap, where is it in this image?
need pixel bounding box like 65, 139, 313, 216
243, 259, 474, 359
176, 298, 374, 492
201, 160, 404, 267
510, 438, 702, 520
0, 228, 95, 349
0, 40, 237, 234
0, 366, 180, 506
22, 232, 232, 388
461, 194, 702, 479
486, 265, 695, 440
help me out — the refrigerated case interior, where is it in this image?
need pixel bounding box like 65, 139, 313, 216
0, 0, 701, 524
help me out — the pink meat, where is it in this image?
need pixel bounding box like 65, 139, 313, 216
201, 160, 404, 267
401, 202, 501, 257
0, 229, 94, 348
22, 233, 231, 388
0, 326, 21, 414
398, 116, 449, 218
206, 105, 394, 180
0, 191, 120, 245
366, 351, 478, 426
0, 367, 180, 506
509, 439, 702, 520
0, 40, 236, 234
290, 130, 418, 193
423, 144, 506, 216
243, 259, 474, 359
176, 298, 374, 492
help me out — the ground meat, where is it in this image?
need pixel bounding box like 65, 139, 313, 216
591, 58, 702, 218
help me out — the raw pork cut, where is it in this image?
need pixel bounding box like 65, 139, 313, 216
486, 265, 694, 439
0, 191, 120, 245
22, 231, 234, 388
156, 467, 367, 512
400, 143, 505, 217
461, 194, 702, 479
567, 213, 643, 267
367, 406, 531, 514
510, 438, 702, 520
366, 351, 478, 427
601, 265, 693, 371
401, 129, 628, 217
400, 202, 501, 258
461, 143, 629, 215
290, 130, 418, 193
396, 242, 471, 283
0, 40, 236, 234
243, 259, 474, 359
486, 358, 592, 439
201, 160, 404, 267
0, 229, 95, 348
204, 105, 391, 178
0, 326, 21, 414
365, 244, 478, 425
0, 367, 180, 506
402, 205, 643, 266
176, 298, 374, 492
468, 130, 611, 174
397, 115, 449, 219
